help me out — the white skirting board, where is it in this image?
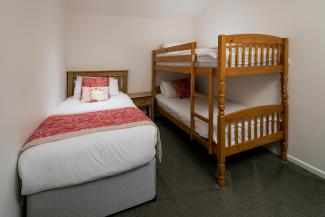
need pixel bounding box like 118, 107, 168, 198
287, 155, 325, 179
265, 144, 325, 180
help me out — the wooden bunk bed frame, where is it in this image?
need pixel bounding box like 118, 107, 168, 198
152, 34, 288, 187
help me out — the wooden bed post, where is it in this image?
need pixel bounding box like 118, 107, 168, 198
208, 68, 215, 155
281, 38, 289, 160
152, 50, 156, 121
190, 42, 197, 140
216, 35, 227, 187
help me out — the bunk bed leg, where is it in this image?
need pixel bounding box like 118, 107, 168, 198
281, 140, 288, 161
217, 154, 226, 187
216, 112, 226, 188
216, 35, 227, 188
190, 42, 197, 140
208, 69, 214, 155
280, 38, 289, 161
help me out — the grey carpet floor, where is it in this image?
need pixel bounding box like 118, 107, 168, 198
113, 118, 325, 217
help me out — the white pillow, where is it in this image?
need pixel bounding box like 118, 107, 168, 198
73, 76, 82, 99
160, 83, 165, 96
160, 80, 177, 98
159, 41, 185, 49
109, 77, 119, 96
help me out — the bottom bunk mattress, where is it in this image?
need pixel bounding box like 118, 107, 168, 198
18, 93, 159, 195
156, 94, 278, 146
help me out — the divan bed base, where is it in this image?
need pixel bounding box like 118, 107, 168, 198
26, 159, 156, 217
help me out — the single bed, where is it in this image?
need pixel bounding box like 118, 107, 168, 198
18, 71, 160, 217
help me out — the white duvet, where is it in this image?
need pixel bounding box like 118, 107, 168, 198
18, 93, 158, 195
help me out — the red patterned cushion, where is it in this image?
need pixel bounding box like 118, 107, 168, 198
82, 77, 109, 87
81, 87, 109, 103
80, 77, 109, 102
172, 78, 191, 98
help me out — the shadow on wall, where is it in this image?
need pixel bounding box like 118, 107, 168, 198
196, 73, 281, 106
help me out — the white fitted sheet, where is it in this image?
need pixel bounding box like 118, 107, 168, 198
18, 93, 158, 195
156, 94, 279, 146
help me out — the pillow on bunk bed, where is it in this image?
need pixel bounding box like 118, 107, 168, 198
80, 77, 109, 103
160, 80, 177, 98
108, 77, 119, 96
172, 78, 191, 99
159, 41, 185, 48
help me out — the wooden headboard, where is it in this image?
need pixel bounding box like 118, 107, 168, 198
67, 70, 128, 98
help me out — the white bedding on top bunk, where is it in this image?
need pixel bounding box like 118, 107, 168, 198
158, 61, 217, 68
157, 48, 217, 59
156, 94, 279, 146
18, 93, 158, 195
156, 47, 278, 68
157, 48, 217, 67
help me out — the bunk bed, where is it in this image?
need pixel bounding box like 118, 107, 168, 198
152, 34, 288, 187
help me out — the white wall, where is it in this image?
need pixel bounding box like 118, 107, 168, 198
67, 13, 194, 93
194, 0, 325, 176
0, 0, 67, 216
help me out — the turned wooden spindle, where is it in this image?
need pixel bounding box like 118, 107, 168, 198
271, 112, 275, 133
261, 44, 264, 66
235, 120, 239, 144
228, 122, 232, 147
242, 44, 246, 67
266, 44, 270, 66
248, 117, 252, 141
260, 114, 264, 137
254, 116, 258, 139
255, 45, 258, 66
266, 113, 270, 135
241, 119, 245, 143
249, 44, 252, 66
235, 44, 239, 67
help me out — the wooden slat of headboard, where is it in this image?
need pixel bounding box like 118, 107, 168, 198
67, 70, 128, 98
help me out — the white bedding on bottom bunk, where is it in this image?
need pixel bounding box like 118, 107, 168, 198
18, 93, 158, 195
156, 94, 279, 146
156, 94, 246, 145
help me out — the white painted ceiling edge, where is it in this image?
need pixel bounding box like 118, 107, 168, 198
68, 0, 213, 20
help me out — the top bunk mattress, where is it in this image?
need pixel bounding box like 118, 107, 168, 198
18, 93, 158, 195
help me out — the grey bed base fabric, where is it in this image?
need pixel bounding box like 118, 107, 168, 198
26, 159, 156, 217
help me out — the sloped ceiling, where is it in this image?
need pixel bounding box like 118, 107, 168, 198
68, 0, 212, 20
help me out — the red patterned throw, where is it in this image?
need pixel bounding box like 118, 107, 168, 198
21, 107, 161, 160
